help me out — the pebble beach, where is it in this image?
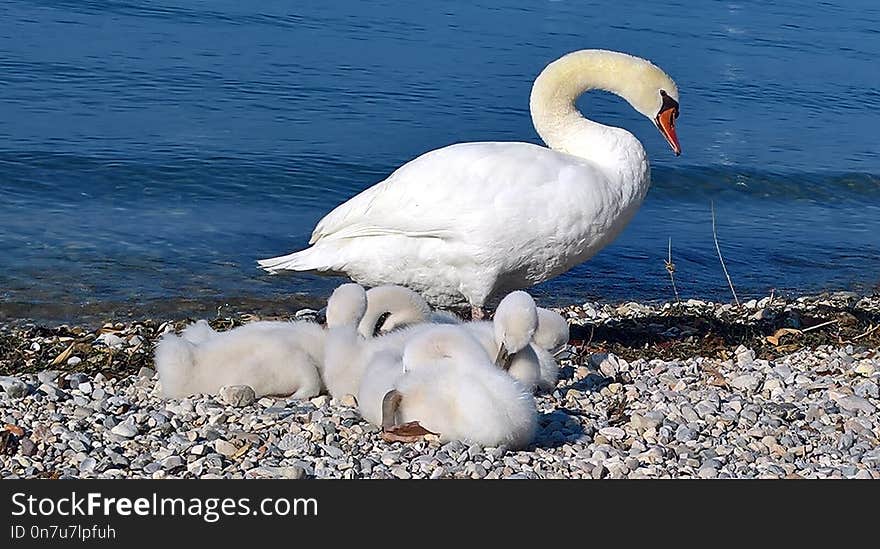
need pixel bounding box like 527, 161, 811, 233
1, 291, 878, 479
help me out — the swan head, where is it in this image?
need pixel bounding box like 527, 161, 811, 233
357, 285, 432, 338
650, 89, 680, 156
493, 291, 539, 361
325, 283, 367, 328
619, 56, 681, 156
531, 49, 681, 155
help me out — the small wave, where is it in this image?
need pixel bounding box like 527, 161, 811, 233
3, 150, 878, 203
652, 165, 880, 202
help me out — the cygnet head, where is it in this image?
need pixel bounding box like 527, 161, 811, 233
534, 308, 570, 352
493, 291, 539, 357
357, 285, 432, 338
180, 319, 217, 345
325, 283, 367, 328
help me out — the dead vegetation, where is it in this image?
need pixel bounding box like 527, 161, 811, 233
565, 294, 880, 364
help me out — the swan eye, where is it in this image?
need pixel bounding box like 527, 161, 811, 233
658, 90, 679, 118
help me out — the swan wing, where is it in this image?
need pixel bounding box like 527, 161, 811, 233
308, 141, 609, 245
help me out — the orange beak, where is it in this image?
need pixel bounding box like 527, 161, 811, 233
656, 107, 681, 156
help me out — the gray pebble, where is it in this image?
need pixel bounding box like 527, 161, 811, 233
143, 462, 162, 474
320, 444, 344, 459
213, 439, 237, 457
79, 457, 97, 473
599, 427, 626, 440
37, 370, 61, 384
162, 456, 184, 470
19, 438, 37, 457
730, 374, 760, 392
0, 376, 29, 398
37, 383, 69, 400
391, 466, 411, 479
219, 385, 256, 407
110, 419, 138, 438
834, 395, 875, 414
675, 425, 697, 443
247, 466, 306, 479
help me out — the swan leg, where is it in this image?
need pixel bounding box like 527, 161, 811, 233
470, 305, 486, 321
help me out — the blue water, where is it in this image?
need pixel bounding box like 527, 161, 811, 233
1, 0, 879, 318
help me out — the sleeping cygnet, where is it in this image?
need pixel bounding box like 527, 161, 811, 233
369, 325, 537, 449
463, 290, 541, 391
357, 285, 461, 338
533, 307, 570, 392
180, 319, 327, 366
154, 318, 324, 400
321, 283, 372, 400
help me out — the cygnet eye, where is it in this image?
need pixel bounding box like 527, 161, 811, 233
373, 311, 393, 337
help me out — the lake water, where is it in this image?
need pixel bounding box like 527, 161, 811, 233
1, 0, 879, 321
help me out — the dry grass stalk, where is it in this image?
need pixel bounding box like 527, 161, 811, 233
711, 201, 740, 306
665, 237, 680, 304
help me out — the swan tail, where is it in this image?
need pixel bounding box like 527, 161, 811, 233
154, 335, 197, 399
257, 246, 338, 274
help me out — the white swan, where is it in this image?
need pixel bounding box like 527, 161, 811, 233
155, 319, 325, 400
533, 308, 570, 391
359, 325, 537, 449
259, 49, 681, 318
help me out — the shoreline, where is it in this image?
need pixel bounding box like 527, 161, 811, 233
3, 281, 878, 328
1, 291, 878, 479
2, 290, 878, 376
0, 293, 329, 330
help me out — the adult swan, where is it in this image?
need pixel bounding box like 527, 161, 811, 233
259, 50, 681, 318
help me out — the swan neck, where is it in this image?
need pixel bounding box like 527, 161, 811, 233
529, 50, 647, 168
